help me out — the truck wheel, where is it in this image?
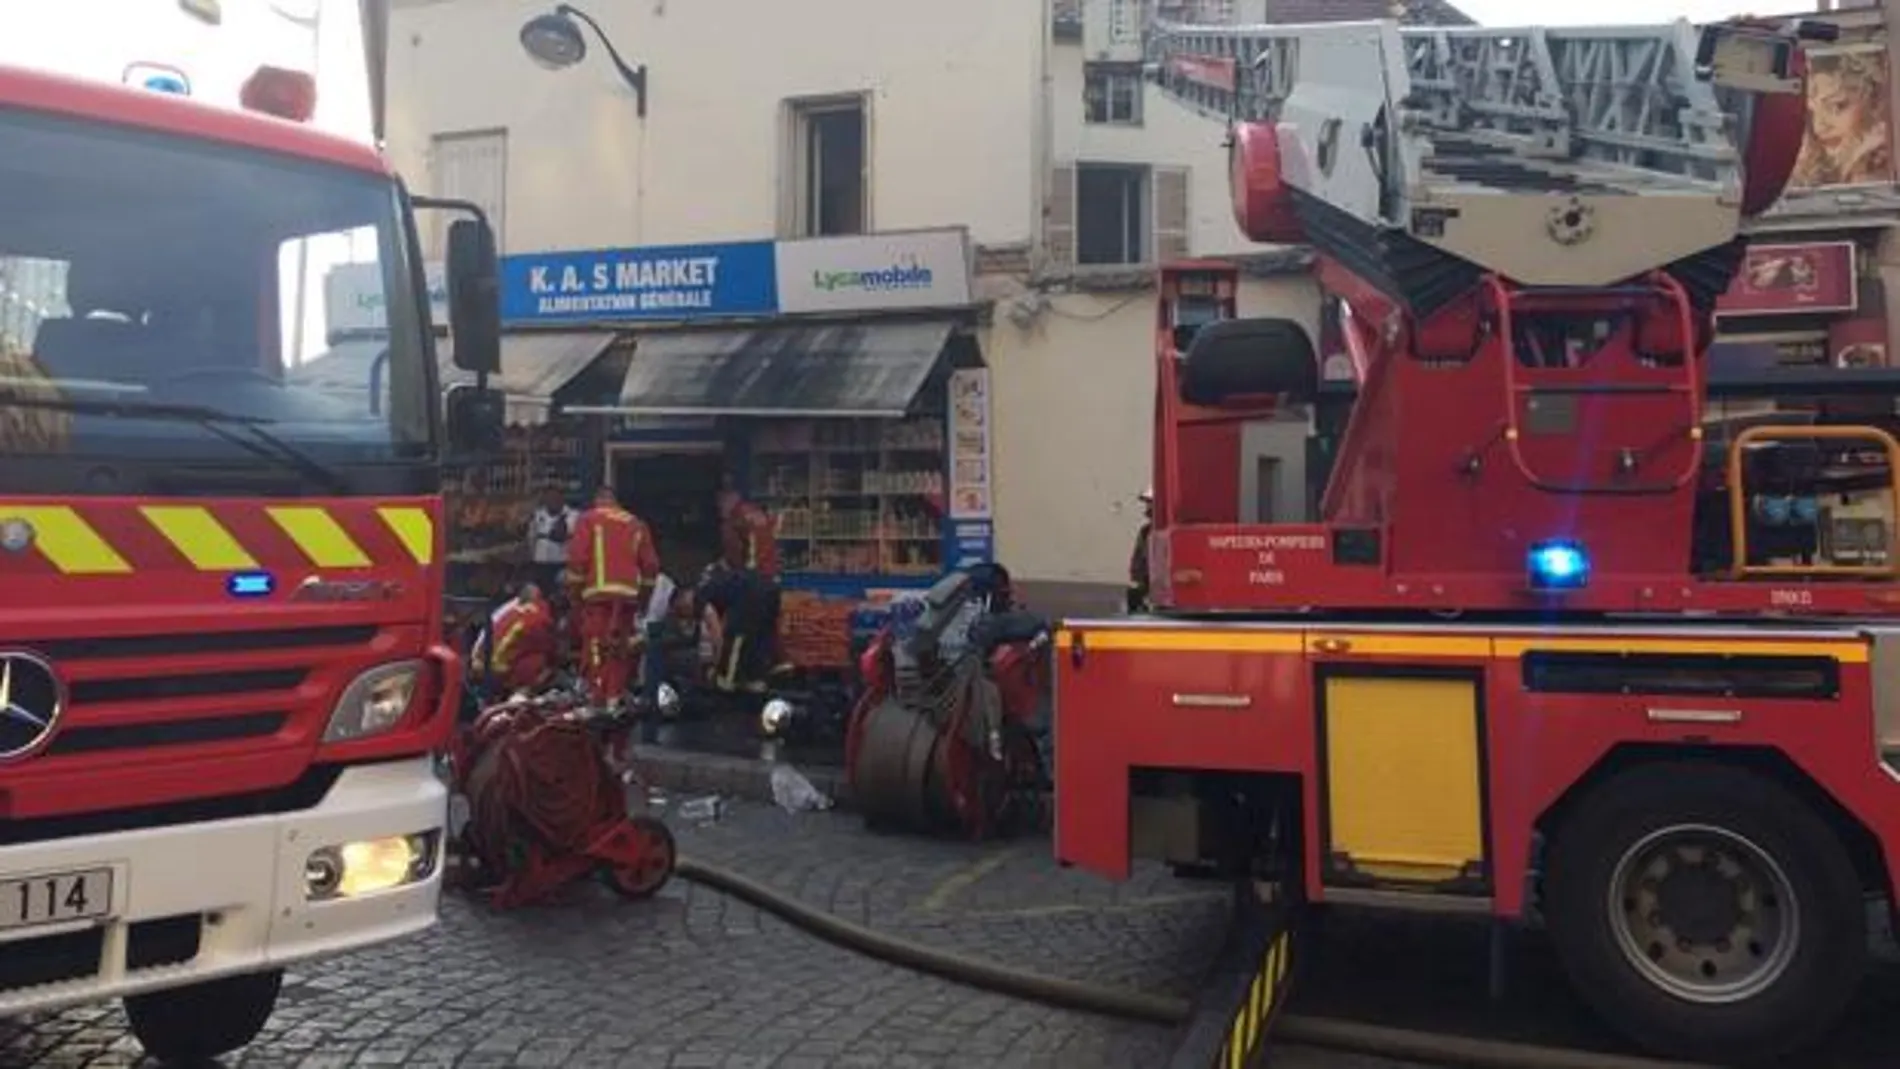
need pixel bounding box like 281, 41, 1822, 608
124, 968, 282, 1063
1543, 764, 1864, 1065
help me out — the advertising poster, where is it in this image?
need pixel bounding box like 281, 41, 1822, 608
948, 368, 993, 520
1716, 242, 1858, 316
1788, 45, 1895, 191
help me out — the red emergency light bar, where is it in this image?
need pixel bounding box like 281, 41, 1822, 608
241, 66, 316, 123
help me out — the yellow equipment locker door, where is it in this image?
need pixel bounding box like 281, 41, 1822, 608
1320, 673, 1487, 889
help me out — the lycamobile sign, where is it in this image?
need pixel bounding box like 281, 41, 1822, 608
813, 258, 935, 293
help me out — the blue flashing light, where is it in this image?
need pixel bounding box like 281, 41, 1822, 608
1527, 540, 1589, 592
227, 571, 275, 598
124, 63, 191, 97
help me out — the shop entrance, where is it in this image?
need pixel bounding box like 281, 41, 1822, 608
608, 444, 726, 582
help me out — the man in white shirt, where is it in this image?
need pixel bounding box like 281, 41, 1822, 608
527, 485, 579, 597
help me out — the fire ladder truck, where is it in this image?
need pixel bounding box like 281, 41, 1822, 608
1050, 14, 1900, 1068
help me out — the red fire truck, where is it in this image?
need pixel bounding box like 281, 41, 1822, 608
1052, 14, 1896, 1066
0, 39, 504, 1066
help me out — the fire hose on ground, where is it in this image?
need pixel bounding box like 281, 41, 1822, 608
459, 699, 1707, 1069
668, 856, 1714, 1069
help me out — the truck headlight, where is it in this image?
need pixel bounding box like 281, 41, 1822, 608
305, 831, 440, 900
324, 661, 422, 743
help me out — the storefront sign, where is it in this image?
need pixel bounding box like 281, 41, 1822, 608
500, 241, 779, 324
948, 368, 993, 519
498, 229, 974, 324
776, 230, 973, 315
949, 520, 994, 570
325, 261, 448, 334
1716, 242, 1858, 317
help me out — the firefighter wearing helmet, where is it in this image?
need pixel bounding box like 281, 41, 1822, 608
473, 582, 556, 698
565, 485, 662, 709
1127, 486, 1153, 613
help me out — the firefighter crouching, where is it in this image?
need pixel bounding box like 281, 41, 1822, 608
565, 486, 662, 710
696, 561, 783, 693
471, 583, 556, 701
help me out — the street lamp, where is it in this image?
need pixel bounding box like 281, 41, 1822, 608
519, 4, 649, 118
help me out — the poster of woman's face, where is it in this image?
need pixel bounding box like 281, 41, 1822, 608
1789, 46, 1895, 191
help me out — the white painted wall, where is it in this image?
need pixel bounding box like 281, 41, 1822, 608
383, 0, 1325, 594
1049, 36, 1264, 257
982, 274, 1322, 589
386, 0, 1045, 254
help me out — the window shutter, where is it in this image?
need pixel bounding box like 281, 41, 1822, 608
1044, 164, 1077, 268
1152, 166, 1191, 265
428, 130, 509, 257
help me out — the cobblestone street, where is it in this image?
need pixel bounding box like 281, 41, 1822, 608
2, 801, 1232, 1069
8, 791, 1900, 1067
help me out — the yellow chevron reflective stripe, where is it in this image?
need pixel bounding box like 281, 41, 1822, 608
1221, 929, 1292, 1068
139, 505, 259, 570
6, 506, 130, 574
377, 506, 435, 565
267, 506, 370, 568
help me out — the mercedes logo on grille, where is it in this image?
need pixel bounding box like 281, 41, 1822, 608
0, 651, 66, 763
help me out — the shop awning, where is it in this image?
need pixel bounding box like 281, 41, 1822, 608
591, 319, 956, 419
291, 331, 617, 425
441, 332, 620, 408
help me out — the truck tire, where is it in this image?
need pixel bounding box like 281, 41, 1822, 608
124, 968, 282, 1063
1542, 763, 1864, 1066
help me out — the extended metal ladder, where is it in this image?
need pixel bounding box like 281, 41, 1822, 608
1144, 18, 1810, 290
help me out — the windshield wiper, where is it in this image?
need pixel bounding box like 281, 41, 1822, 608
0, 390, 350, 494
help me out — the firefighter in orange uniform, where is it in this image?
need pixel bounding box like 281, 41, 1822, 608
476, 583, 556, 696
565, 486, 662, 708
712, 488, 789, 687
718, 487, 780, 579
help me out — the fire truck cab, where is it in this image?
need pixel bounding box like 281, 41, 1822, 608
1054, 15, 1900, 1067
0, 43, 503, 1063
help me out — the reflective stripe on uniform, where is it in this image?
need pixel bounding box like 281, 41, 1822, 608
492, 619, 526, 672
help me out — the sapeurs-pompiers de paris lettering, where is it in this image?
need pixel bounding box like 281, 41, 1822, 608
529, 254, 721, 314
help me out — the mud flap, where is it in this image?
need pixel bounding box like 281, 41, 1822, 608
1168, 883, 1298, 1069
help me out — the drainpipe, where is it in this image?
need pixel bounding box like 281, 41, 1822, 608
1035, 0, 1056, 268
1878, 0, 1900, 366
361, 0, 388, 147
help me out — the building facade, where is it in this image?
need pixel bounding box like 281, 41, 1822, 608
384, 0, 1329, 610
1719, 4, 1900, 370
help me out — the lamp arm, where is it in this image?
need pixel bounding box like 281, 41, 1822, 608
557, 2, 648, 116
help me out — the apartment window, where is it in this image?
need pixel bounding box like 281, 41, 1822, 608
1077, 165, 1146, 264
788, 97, 868, 237
1106, 0, 1140, 45
1046, 163, 1190, 268
427, 129, 507, 256
1085, 64, 1143, 126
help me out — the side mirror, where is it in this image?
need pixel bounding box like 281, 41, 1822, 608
446, 218, 501, 376
445, 382, 505, 456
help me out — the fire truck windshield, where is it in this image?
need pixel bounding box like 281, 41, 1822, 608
0, 105, 435, 495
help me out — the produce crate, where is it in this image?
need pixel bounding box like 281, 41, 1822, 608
779, 591, 856, 670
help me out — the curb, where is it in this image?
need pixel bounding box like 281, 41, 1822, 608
628, 744, 857, 809
625, 745, 1057, 834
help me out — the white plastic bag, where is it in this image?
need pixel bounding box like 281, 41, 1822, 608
770, 763, 833, 812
